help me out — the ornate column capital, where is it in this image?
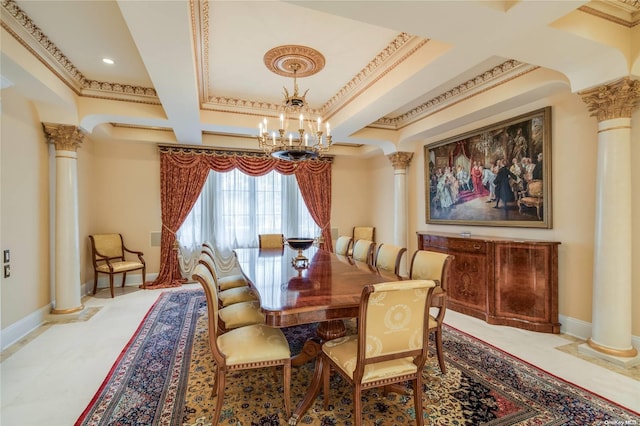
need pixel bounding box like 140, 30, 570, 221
42, 123, 85, 151
387, 151, 414, 170
579, 77, 640, 122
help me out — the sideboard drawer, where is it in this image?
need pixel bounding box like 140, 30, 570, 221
446, 238, 488, 254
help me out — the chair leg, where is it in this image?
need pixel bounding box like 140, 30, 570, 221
353, 384, 362, 426
413, 376, 424, 426
212, 370, 225, 426
283, 362, 291, 417
435, 327, 446, 374
93, 273, 98, 295
121, 272, 127, 288
142, 266, 146, 288
322, 359, 331, 410
109, 274, 115, 298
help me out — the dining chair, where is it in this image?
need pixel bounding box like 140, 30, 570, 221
334, 236, 352, 256
192, 264, 291, 423
351, 239, 375, 264
374, 243, 407, 275
258, 233, 285, 249
409, 250, 455, 374
200, 252, 265, 332
199, 249, 248, 291
198, 253, 258, 308
349, 226, 375, 256
321, 279, 437, 426
352, 226, 375, 244
202, 241, 243, 277
88, 233, 146, 298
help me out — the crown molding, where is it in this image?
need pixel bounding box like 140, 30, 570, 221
1, 0, 159, 104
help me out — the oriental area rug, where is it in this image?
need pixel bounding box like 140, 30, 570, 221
75, 290, 639, 426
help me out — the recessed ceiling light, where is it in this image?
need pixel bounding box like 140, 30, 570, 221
102, 58, 115, 65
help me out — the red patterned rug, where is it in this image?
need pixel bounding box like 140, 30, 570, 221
75, 290, 639, 425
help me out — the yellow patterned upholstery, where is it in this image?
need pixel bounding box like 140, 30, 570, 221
198, 253, 257, 310
89, 233, 145, 298
192, 264, 291, 424
218, 301, 265, 330
351, 239, 375, 264
352, 226, 375, 243
198, 253, 261, 331
322, 280, 436, 426
258, 233, 284, 249
218, 286, 259, 307
334, 236, 352, 256
198, 253, 247, 291
409, 250, 455, 374
217, 323, 290, 364
374, 243, 407, 274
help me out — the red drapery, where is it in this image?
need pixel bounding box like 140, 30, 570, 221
147, 147, 333, 289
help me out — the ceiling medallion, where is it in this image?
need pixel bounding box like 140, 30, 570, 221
263, 45, 326, 78
258, 46, 332, 162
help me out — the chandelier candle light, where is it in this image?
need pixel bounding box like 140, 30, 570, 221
257, 46, 333, 161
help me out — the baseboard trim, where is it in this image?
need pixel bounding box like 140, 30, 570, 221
81, 272, 159, 295
2, 272, 159, 352
1, 303, 51, 351
559, 314, 640, 350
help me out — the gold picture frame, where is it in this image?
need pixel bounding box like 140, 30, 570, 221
425, 107, 552, 228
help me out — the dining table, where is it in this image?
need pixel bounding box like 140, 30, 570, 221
234, 245, 403, 425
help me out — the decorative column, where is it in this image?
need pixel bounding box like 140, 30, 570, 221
387, 152, 413, 255
42, 123, 84, 314
578, 78, 640, 367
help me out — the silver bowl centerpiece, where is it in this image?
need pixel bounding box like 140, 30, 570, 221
286, 237, 315, 268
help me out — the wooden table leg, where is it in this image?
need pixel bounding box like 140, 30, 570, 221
289, 354, 324, 425
291, 319, 346, 367
289, 319, 347, 423
291, 339, 321, 367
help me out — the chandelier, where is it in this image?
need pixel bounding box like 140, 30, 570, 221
257, 46, 332, 161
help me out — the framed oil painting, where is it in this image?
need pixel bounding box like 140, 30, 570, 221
425, 107, 552, 228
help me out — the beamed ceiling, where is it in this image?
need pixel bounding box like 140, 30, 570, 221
1, 0, 639, 156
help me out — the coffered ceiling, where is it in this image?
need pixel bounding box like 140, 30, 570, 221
1, 0, 639, 156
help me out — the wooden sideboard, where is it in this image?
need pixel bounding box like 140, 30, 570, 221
417, 232, 560, 333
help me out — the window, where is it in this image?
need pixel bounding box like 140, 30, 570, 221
178, 169, 320, 255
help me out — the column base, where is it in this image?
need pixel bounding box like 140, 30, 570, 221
578, 342, 640, 369
51, 304, 84, 315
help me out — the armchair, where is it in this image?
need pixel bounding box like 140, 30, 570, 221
88, 233, 145, 298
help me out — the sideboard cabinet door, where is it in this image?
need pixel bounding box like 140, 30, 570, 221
491, 241, 560, 333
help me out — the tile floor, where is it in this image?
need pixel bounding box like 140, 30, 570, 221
1, 283, 639, 426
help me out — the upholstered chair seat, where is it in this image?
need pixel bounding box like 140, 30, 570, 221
217, 323, 290, 364
218, 300, 265, 330
323, 335, 417, 383
218, 285, 258, 307
95, 261, 142, 274
217, 274, 248, 291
